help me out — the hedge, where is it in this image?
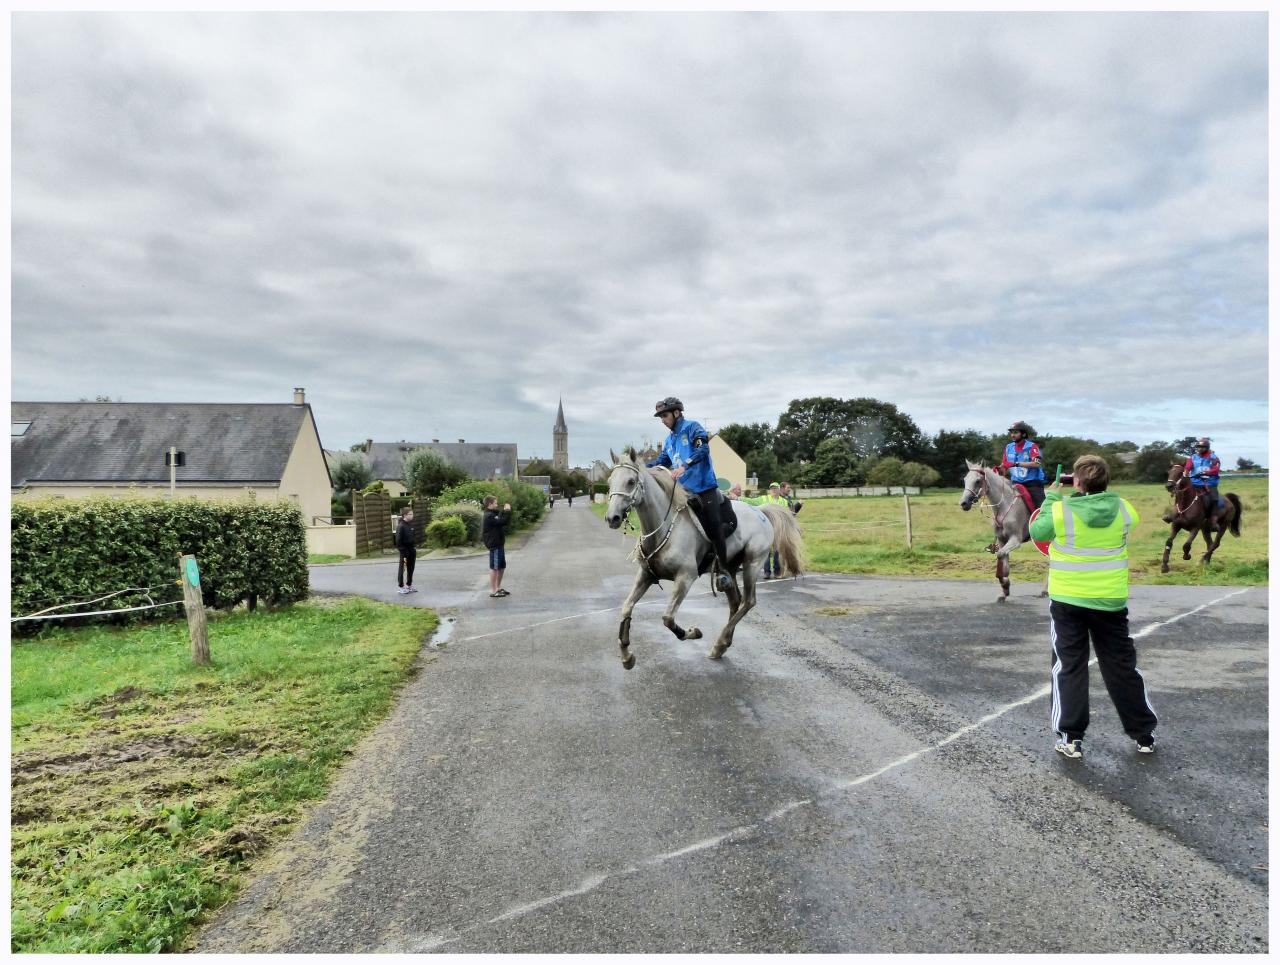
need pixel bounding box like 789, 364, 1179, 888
432, 504, 482, 543
11, 497, 309, 629
425, 517, 468, 548
436, 479, 546, 532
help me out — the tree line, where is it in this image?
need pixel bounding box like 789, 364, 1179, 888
714, 398, 1255, 489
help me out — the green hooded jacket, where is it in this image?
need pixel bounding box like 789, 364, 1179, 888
1028, 490, 1139, 611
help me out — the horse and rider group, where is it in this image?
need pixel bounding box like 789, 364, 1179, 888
607, 400, 1248, 761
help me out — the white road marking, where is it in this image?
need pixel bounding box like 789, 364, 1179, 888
398, 587, 1252, 950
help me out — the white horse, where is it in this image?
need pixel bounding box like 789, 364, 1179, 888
959, 459, 1043, 601
604, 448, 805, 669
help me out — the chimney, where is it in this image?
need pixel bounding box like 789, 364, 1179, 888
458, 438, 465, 443
365, 438, 373, 452
432, 439, 439, 443
293, 387, 306, 405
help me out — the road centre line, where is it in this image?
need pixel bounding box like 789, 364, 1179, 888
403, 587, 1251, 950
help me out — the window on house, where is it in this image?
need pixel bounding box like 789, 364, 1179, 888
11, 422, 31, 436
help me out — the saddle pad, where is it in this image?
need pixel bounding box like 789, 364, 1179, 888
1011, 483, 1037, 516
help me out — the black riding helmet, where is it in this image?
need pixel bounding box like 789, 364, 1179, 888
654, 397, 684, 417
1008, 420, 1033, 435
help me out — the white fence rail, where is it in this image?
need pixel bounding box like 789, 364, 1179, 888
794, 486, 921, 498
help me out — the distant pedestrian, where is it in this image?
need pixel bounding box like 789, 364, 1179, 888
780, 481, 802, 515
395, 507, 418, 595
1027, 455, 1156, 760
567, 490, 574, 507
483, 496, 513, 598
728, 485, 743, 500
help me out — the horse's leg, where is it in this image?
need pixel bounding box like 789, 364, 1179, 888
618, 568, 656, 671
995, 533, 1020, 601
712, 554, 759, 660
1203, 520, 1226, 564
1161, 522, 1179, 572
662, 571, 702, 642
1181, 526, 1196, 560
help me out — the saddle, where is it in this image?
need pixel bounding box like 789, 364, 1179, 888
692, 491, 741, 578
1011, 484, 1038, 516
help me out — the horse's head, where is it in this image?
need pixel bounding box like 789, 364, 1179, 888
1166, 462, 1186, 493
959, 459, 986, 511
605, 450, 646, 529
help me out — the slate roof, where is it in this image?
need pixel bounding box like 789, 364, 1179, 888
364, 441, 519, 482
11, 402, 324, 488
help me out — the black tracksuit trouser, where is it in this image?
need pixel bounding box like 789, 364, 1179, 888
398, 547, 416, 587
1049, 601, 1157, 742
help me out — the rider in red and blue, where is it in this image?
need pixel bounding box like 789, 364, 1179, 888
1183, 437, 1221, 519
1001, 420, 1046, 508
648, 396, 732, 590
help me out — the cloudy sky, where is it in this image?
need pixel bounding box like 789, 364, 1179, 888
10, 12, 1269, 467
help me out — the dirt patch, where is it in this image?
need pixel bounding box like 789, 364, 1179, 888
815, 605, 881, 617
13, 733, 218, 783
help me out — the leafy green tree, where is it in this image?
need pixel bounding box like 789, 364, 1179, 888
804, 437, 863, 486
330, 454, 372, 519
1237, 457, 1261, 471
927, 429, 991, 487
745, 447, 780, 488
717, 422, 775, 460
1135, 443, 1179, 483
774, 397, 926, 465
1172, 436, 1200, 457
402, 448, 468, 499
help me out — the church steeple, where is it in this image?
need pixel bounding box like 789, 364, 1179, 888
553, 397, 569, 471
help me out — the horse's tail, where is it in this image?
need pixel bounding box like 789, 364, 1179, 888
761, 504, 806, 578
1227, 493, 1242, 537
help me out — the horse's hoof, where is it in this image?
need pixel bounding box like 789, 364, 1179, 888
685, 627, 702, 640
709, 645, 727, 660
1038, 591, 1048, 598
621, 653, 636, 670
1182, 554, 1191, 561
1160, 565, 1170, 573
996, 596, 1006, 604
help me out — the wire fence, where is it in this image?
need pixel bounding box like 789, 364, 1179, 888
11, 582, 184, 624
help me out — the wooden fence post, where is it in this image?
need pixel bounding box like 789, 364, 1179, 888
179, 554, 210, 665
903, 494, 914, 549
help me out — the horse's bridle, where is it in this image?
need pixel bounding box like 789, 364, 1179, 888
1168, 470, 1201, 520
609, 463, 680, 546
964, 469, 1016, 525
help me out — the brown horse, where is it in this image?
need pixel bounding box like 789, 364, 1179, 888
1161, 464, 1242, 572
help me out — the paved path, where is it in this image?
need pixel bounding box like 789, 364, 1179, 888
196, 502, 1268, 952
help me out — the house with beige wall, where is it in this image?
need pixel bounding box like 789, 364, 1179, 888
337, 439, 520, 496
11, 389, 338, 553
633, 435, 747, 492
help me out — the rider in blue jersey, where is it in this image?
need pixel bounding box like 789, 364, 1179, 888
648, 396, 732, 590
1183, 437, 1222, 519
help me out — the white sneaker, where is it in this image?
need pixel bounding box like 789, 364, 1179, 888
397, 587, 410, 595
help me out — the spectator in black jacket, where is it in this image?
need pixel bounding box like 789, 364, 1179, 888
395, 507, 417, 595
482, 496, 513, 598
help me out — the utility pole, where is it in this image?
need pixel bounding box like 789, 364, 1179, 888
170, 446, 177, 499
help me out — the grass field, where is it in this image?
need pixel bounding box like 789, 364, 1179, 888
593, 480, 1267, 586
798, 478, 1267, 586
11, 598, 438, 953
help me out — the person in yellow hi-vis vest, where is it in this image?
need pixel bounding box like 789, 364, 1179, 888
742, 482, 788, 578
1028, 455, 1158, 760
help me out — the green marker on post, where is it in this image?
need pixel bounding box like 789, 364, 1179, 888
1054, 464, 1063, 484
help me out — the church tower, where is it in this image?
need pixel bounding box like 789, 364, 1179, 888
552, 398, 569, 471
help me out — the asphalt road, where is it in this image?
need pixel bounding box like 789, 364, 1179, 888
195, 500, 1268, 953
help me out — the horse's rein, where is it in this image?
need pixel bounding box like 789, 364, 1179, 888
1170, 474, 1200, 519
970, 472, 1014, 525
609, 464, 679, 545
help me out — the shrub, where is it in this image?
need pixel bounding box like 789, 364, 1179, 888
866, 457, 906, 486
901, 461, 942, 488
437, 480, 546, 531
433, 503, 482, 543
402, 448, 469, 499
425, 516, 468, 548
361, 480, 386, 494
11, 496, 309, 628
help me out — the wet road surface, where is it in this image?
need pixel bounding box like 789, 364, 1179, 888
195, 501, 1268, 952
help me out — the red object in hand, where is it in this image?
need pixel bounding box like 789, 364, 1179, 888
1029, 508, 1050, 557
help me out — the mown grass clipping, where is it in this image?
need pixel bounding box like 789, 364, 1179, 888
11, 597, 438, 953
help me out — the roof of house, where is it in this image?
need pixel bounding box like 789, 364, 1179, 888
364, 441, 519, 482
11, 402, 324, 488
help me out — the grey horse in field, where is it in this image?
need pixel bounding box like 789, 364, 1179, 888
959, 459, 1044, 601
604, 448, 805, 669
